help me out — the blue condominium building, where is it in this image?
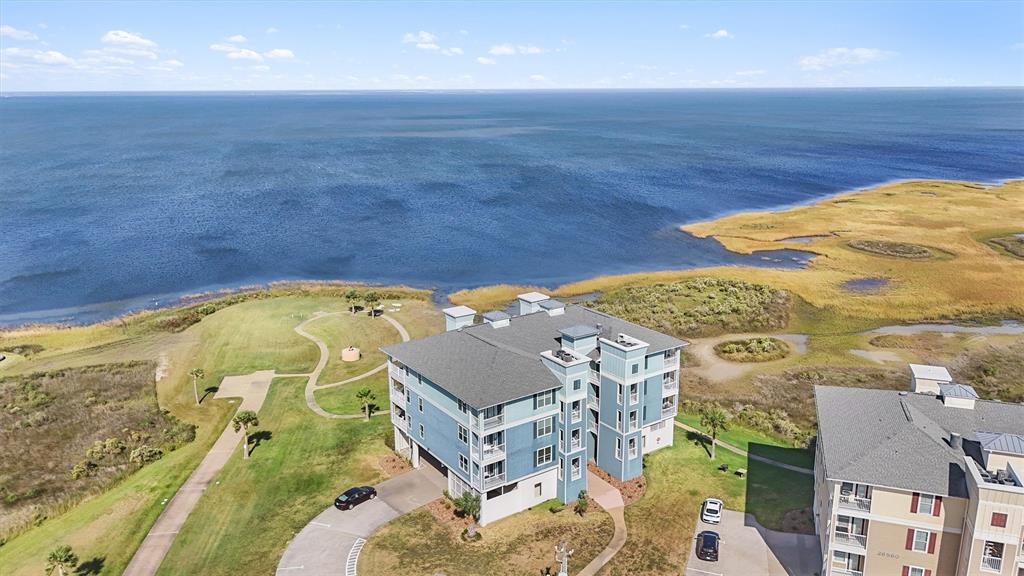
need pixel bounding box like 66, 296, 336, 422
382, 292, 687, 525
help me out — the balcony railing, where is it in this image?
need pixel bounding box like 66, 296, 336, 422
588, 420, 597, 434
482, 472, 505, 490
838, 495, 872, 512
571, 409, 582, 423
833, 531, 867, 549
831, 569, 863, 576
479, 443, 505, 462
475, 413, 504, 431
664, 357, 680, 370
662, 404, 676, 418
980, 556, 1002, 573
391, 411, 408, 432
588, 396, 599, 411
589, 370, 600, 385
662, 377, 679, 393
389, 365, 404, 381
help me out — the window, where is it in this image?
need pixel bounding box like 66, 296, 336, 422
571, 457, 582, 480
458, 425, 468, 445
628, 437, 638, 458
418, 397, 424, 412
914, 493, 935, 515
981, 541, 1003, 572
535, 416, 553, 438
629, 383, 639, 404
534, 483, 543, 497
535, 446, 553, 466
419, 424, 425, 439
571, 400, 582, 422
457, 400, 468, 413
535, 390, 555, 409
615, 437, 622, 460
558, 457, 564, 480
991, 512, 1007, 528
459, 454, 468, 473
617, 384, 623, 404
631, 363, 639, 375
906, 567, 926, 576
629, 410, 638, 431
572, 378, 582, 391
616, 410, 623, 432
909, 529, 930, 552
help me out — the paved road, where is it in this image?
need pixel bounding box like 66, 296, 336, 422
686, 509, 820, 576
123, 370, 278, 576
276, 466, 446, 575
673, 421, 813, 476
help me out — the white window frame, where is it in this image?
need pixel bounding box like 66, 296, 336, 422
631, 363, 639, 375
916, 493, 935, 515
616, 409, 623, 432
628, 437, 637, 458
535, 390, 555, 410
911, 529, 929, 552
572, 378, 582, 391
458, 453, 469, 473
571, 400, 582, 423
535, 416, 553, 438
628, 410, 638, 432
458, 425, 468, 445
571, 456, 582, 480
558, 457, 564, 480
908, 567, 925, 576
535, 445, 553, 466
418, 397, 424, 412
617, 384, 623, 404
615, 437, 622, 460
629, 383, 639, 404
419, 424, 425, 439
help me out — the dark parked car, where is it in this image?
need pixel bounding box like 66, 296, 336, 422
334, 486, 377, 510
695, 530, 720, 561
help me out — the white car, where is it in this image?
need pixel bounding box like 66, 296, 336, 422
701, 498, 723, 524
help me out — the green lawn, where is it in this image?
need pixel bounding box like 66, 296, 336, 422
158, 379, 392, 575
674, 412, 814, 469
314, 372, 389, 416
603, 428, 813, 575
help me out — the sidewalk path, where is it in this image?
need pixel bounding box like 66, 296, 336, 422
673, 421, 813, 476
123, 370, 279, 576
293, 312, 410, 419
578, 471, 627, 576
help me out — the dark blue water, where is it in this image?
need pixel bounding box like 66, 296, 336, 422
2, 89, 1023, 325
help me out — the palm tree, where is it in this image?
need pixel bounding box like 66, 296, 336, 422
699, 405, 730, 460
46, 545, 78, 576
189, 368, 205, 406
455, 491, 482, 538
356, 387, 376, 421
364, 291, 380, 312
232, 410, 260, 459
345, 289, 360, 314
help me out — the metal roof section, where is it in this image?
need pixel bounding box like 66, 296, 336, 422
517, 291, 550, 303
940, 383, 980, 399
977, 431, 1024, 456
442, 305, 476, 318
909, 364, 953, 381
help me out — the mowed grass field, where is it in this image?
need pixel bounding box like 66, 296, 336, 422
0, 289, 436, 575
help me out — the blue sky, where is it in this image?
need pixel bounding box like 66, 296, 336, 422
1, 1, 1022, 91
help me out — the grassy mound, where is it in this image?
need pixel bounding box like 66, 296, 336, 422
952, 341, 1024, 403
0, 362, 195, 539
988, 235, 1024, 259
847, 239, 933, 259
714, 337, 790, 363
586, 278, 790, 338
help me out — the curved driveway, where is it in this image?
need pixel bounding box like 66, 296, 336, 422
276, 466, 446, 575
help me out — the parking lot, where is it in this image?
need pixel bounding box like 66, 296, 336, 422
685, 509, 821, 576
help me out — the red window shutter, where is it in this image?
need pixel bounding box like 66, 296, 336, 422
905, 528, 914, 550
928, 532, 936, 553
925, 570, 932, 576
933, 495, 942, 516
911, 492, 920, 513
902, 567, 910, 576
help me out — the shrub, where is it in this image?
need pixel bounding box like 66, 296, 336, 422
847, 239, 933, 259
713, 337, 789, 362
574, 490, 589, 516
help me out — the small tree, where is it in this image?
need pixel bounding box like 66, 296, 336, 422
455, 491, 482, 537
189, 368, 205, 406
574, 490, 589, 516
46, 545, 78, 576
356, 387, 376, 421
699, 404, 730, 460
364, 291, 381, 310
232, 410, 260, 460
345, 289, 360, 314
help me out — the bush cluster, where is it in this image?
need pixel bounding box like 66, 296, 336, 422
847, 239, 933, 259
680, 399, 812, 446
714, 337, 789, 363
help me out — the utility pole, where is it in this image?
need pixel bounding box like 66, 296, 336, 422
554, 540, 574, 576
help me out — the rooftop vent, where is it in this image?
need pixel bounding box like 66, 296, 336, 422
940, 383, 979, 409
539, 299, 566, 316
553, 349, 578, 363
516, 292, 550, 315
950, 432, 963, 451
910, 363, 953, 394
482, 311, 511, 328
442, 305, 476, 332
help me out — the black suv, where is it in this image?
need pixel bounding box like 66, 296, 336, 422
695, 530, 720, 561
334, 486, 377, 510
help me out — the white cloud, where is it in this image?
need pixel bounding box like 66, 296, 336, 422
227, 34, 248, 43
798, 47, 893, 71
266, 27, 279, 34
440, 47, 463, 56
227, 49, 263, 61
162, 59, 184, 68
459, 29, 469, 36
1, 24, 39, 41
3, 47, 74, 65
679, 24, 690, 30
529, 74, 547, 82
263, 48, 295, 59
489, 44, 546, 56
705, 29, 732, 39
476, 56, 496, 65
735, 69, 766, 76
101, 30, 157, 48
402, 30, 441, 51
38, 23, 48, 30
97, 46, 158, 60
209, 43, 237, 52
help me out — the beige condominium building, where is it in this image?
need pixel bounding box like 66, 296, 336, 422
814, 364, 1024, 576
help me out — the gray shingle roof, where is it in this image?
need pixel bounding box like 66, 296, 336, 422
383, 304, 687, 409
976, 431, 1024, 456
814, 386, 1024, 497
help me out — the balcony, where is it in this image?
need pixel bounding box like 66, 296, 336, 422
482, 472, 506, 490
661, 403, 676, 418
474, 413, 504, 432
390, 383, 406, 407
588, 420, 597, 434
833, 531, 867, 550
664, 357, 680, 371
588, 396, 599, 411
571, 408, 582, 423
388, 365, 404, 381
662, 375, 679, 393
478, 443, 505, 462
831, 569, 863, 576
980, 556, 1002, 573
589, 369, 600, 385
837, 495, 871, 512
391, 410, 408, 432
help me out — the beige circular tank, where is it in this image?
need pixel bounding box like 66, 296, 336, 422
341, 347, 361, 362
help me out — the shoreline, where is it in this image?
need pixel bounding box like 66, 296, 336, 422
3, 177, 1021, 333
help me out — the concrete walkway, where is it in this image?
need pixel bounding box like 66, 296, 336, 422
673, 421, 813, 476
276, 466, 446, 575
293, 312, 410, 419
123, 370, 278, 576
578, 471, 627, 576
